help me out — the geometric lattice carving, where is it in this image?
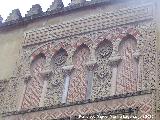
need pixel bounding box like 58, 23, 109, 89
92, 40, 113, 99
116, 37, 138, 94
67, 44, 90, 102
24, 4, 153, 46
45, 48, 68, 106
21, 53, 46, 109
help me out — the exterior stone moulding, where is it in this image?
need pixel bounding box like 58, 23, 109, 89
2, 90, 155, 120
23, 3, 153, 46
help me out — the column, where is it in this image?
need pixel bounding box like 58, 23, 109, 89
85, 60, 97, 99
61, 65, 74, 103
109, 55, 122, 95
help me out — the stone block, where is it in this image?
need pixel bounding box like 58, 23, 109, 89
71, 0, 86, 5
25, 4, 42, 17
47, 0, 64, 11
6, 9, 22, 22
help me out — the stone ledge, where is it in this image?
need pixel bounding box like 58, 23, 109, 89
2, 89, 154, 117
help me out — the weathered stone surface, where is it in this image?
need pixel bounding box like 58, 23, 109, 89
25, 4, 42, 17
6, 9, 22, 22
47, 0, 64, 11
71, 0, 86, 5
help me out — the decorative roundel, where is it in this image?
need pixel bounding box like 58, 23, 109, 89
96, 66, 111, 79
98, 45, 112, 58
96, 40, 113, 59
52, 49, 68, 66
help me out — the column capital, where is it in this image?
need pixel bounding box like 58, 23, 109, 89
24, 74, 32, 83
62, 65, 74, 75
85, 60, 97, 71
133, 51, 141, 61
109, 55, 122, 66
40, 69, 52, 80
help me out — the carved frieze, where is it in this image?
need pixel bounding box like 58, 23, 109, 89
24, 4, 153, 46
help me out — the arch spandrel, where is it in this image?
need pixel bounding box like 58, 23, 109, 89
45, 48, 68, 106
67, 44, 91, 102
116, 36, 138, 94
92, 39, 113, 99
21, 53, 46, 109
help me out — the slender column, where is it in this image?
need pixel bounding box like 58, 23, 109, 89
39, 66, 52, 107
85, 60, 97, 99
133, 51, 141, 90
61, 65, 74, 103
109, 55, 122, 95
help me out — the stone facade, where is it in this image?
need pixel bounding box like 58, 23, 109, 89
0, 0, 160, 119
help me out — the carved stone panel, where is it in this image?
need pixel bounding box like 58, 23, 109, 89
116, 38, 138, 94
67, 44, 90, 102
21, 53, 46, 109
45, 48, 68, 106
92, 40, 113, 99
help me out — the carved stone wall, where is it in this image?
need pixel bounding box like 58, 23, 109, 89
1, 1, 159, 120
45, 48, 68, 106
21, 53, 46, 109
67, 44, 90, 102
19, 21, 156, 106
92, 40, 113, 98
116, 37, 138, 94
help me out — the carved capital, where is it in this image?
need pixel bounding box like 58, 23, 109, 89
24, 74, 32, 83
62, 65, 74, 75
85, 60, 97, 71
40, 69, 52, 80
133, 51, 141, 61
109, 55, 122, 66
